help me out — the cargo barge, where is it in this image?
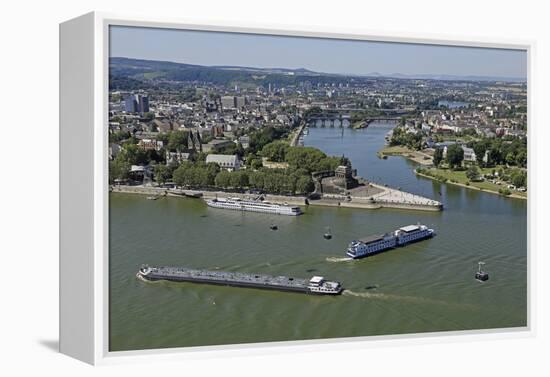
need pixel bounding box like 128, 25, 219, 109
137, 265, 343, 295
347, 224, 435, 259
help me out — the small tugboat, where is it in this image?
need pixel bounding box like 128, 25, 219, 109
323, 227, 332, 240
475, 261, 489, 282
270, 224, 278, 230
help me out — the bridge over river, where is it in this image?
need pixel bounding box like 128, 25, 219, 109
304, 108, 413, 128
291, 108, 415, 146
306, 116, 400, 128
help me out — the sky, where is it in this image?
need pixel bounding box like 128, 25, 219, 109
110, 26, 527, 80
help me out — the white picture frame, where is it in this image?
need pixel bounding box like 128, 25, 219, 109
59, 11, 534, 365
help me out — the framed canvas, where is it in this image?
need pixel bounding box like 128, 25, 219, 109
60, 12, 532, 365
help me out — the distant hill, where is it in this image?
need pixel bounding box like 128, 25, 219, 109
364, 71, 526, 83
211, 65, 319, 75
109, 57, 347, 89
110, 57, 322, 77
109, 57, 526, 89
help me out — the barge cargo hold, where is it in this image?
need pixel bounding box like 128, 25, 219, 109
137, 266, 343, 295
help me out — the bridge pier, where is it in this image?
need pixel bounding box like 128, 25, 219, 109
306, 112, 374, 129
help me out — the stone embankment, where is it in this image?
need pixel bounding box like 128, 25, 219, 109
111, 183, 442, 212
110, 185, 307, 205
289, 122, 307, 146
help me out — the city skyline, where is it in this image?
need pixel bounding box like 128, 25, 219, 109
110, 26, 527, 80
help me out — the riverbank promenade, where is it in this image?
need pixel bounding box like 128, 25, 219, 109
111, 182, 442, 212
314, 179, 442, 211
289, 122, 307, 146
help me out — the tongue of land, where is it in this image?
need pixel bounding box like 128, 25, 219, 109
310, 179, 442, 211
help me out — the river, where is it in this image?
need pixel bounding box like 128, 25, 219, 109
438, 100, 470, 109
109, 122, 527, 351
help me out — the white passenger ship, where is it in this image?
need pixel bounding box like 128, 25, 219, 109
347, 224, 434, 259
205, 197, 302, 216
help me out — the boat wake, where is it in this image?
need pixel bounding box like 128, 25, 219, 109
326, 256, 353, 263
342, 289, 470, 308
136, 273, 161, 283
342, 290, 387, 299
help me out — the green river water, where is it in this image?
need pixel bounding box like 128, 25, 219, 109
109, 123, 527, 351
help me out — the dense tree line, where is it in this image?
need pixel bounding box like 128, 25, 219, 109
150, 139, 339, 195
260, 141, 290, 162
172, 162, 220, 187
433, 148, 444, 167
488, 167, 527, 188
350, 109, 385, 123
284, 147, 343, 173
215, 142, 245, 158
303, 107, 323, 118
389, 127, 423, 150
258, 141, 343, 172
445, 144, 464, 169
212, 169, 314, 194
109, 158, 131, 182
156, 130, 190, 152
431, 145, 464, 171
247, 126, 289, 154
109, 130, 131, 143
109, 75, 149, 91
109, 142, 166, 183
465, 165, 481, 181
389, 125, 527, 170
468, 137, 527, 168
509, 169, 527, 188
167, 162, 315, 195
109, 121, 344, 195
